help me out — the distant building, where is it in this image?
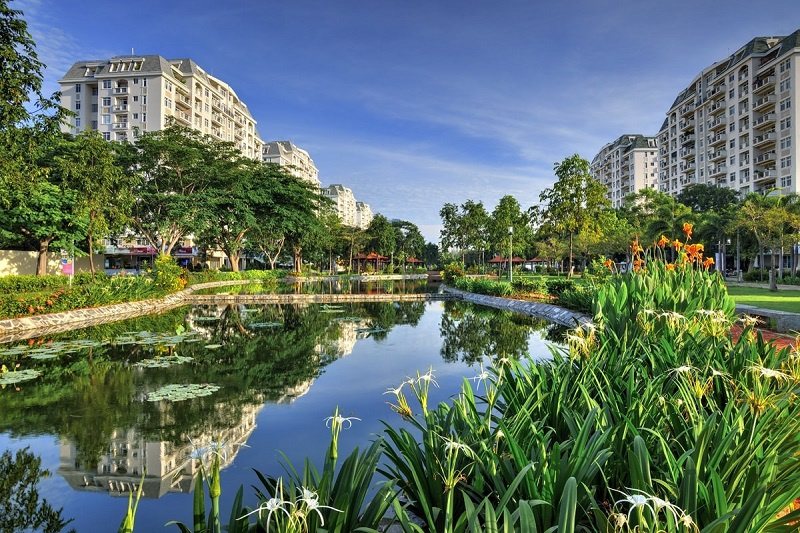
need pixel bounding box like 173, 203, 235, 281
262, 141, 321, 187
355, 201, 373, 229
322, 184, 357, 227
58, 55, 263, 160
657, 31, 800, 197
591, 134, 659, 207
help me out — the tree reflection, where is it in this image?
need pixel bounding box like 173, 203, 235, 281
0, 447, 74, 533
439, 301, 556, 364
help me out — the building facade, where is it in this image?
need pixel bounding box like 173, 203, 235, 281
58, 55, 263, 160
657, 32, 800, 197
262, 141, 321, 187
355, 201, 374, 229
591, 134, 659, 207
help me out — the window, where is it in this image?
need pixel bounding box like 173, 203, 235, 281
102, 80, 111, 89
780, 79, 791, 92
729, 123, 735, 132
133, 95, 138, 102
101, 114, 111, 124
92, 103, 98, 112
781, 175, 793, 187
133, 78, 139, 84
730, 155, 736, 165
142, 78, 147, 87
91, 120, 97, 130
101, 97, 111, 107
780, 117, 792, 130
142, 96, 147, 105
780, 136, 792, 149
102, 132, 111, 141
75, 117, 81, 127
729, 139, 736, 148
75, 101, 81, 110
780, 59, 791, 73
780, 98, 791, 111
164, 97, 172, 108
75, 84, 81, 93
141, 113, 146, 122
780, 155, 792, 168
728, 89, 735, 98
729, 105, 735, 115
133, 113, 139, 120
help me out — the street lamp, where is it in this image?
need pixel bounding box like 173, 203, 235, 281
508, 226, 514, 283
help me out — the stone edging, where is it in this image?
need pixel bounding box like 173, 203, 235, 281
441, 286, 591, 327
735, 304, 800, 334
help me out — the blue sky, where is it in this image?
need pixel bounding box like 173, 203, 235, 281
17, 0, 800, 242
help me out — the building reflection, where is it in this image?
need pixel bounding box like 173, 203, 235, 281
57, 401, 262, 498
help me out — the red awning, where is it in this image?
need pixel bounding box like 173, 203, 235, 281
487, 255, 506, 263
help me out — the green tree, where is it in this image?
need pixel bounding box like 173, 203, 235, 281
676, 183, 739, 213
539, 154, 610, 277
439, 202, 466, 264
392, 219, 425, 271
56, 131, 134, 277
125, 124, 240, 255
461, 200, 489, 268
0, 447, 74, 533
366, 214, 396, 261
0, 135, 88, 275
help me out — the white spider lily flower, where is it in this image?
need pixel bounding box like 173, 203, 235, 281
324, 414, 361, 429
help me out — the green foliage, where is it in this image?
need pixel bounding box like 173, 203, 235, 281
442, 262, 465, 284
511, 277, 548, 294
185, 268, 285, 285
545, 278, 576, 297
557, 285, 595, 313
150, 254, 186, 292
0, 447, 74, 533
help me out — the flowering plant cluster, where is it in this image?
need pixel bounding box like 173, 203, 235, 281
605, 223, 714, 274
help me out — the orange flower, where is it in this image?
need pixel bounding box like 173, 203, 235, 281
673, 240, 683, 251
657, 235, 670, 247
630, 239, 643, 254
683, 222, 693, 239
603, 258, 614, 272
633, 258, 645, 272
703, 257, 715, 269
665, 263, 676, 271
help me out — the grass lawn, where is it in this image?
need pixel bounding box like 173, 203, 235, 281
726, 285, 800, 313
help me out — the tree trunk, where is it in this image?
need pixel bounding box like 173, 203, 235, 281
87, 228, 96, 279
228, 251, 240, 272
769, 265, 778, 292
36, 238, 53, 276
567, 232, 574, 279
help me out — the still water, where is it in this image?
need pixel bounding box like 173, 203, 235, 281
0, 300, 564, 532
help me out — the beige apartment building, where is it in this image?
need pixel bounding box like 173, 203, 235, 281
591, 134, 659, 207
658, 31, 800, 197
322, 184, 372, 229
262, 140, 321, 187
58, 55, 263, 160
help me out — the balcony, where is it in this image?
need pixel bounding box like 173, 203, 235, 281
752, 131, 776, 147
754, 151, 776, 165
211, 113, 222, 125
709, 164, 727, 178
753, 76, 775, 94
753, 112, 776, 129
708, 116, 727, 131
709, 133, 726, 146
176, 95, 191, 108
679, 133, 695, 144
709, 148, 727, 161
753, 94, 776, 111
679, 101, 696, 116
112, 104, 128, 112
113, 87, 128, 94
709, 100, 724, 113
708, 83, 726, 98
175, 110, 191, 124
112, 122, 128, 129
679, 118, 695, 130
754, 168, 777, 182
211, 99, 222, 111
680, 147, 696, 158
679, 161, 696, 172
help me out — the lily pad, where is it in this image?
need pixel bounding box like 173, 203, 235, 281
205, 344, 223, 350
0, 369, 41, 385
134, 355, 194, 368
247, 322, 282, 329
145, 383, 220, 402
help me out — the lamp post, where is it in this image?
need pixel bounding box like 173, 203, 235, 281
508, 226, 513, 283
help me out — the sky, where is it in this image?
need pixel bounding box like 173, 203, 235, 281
15, 0, 800, 242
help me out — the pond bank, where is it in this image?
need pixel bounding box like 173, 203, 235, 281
0, 279, 453, 343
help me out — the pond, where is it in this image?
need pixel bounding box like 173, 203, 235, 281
0, 300, 565, 532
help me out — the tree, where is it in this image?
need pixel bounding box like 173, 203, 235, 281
439, 203, 466, 263
538, 154, 610, 277
56, 131, 134, 277
366, 214, 396, 259
248, 166, 324, 272
676, 183, 739, 213
489, 195, 530, 259
460, 200, 489, 268
126, 124, 240, 255
0, 447, 74, 533
0, 134, 88, 275
392, 219, 425, 271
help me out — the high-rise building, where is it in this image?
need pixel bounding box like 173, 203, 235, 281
658, 31, 800, 197
591, 134, 659, 207
262, 141, 321, 187
58, 55, 263, 160
355, 201, 373, 229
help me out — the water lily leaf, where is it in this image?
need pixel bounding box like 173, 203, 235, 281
134, 355, 194, 368
145, 383, 220, 402
205, 344, 223, 349
0, 369, 41, 385
247, 322, 282, 328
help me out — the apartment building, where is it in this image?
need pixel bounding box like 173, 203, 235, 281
658, 31, 800, 197
262, 140, 321, 187
355, 201, 374, 229
591, 134, 659, 207
321, 184, 372, 229
58, 55, 263, 160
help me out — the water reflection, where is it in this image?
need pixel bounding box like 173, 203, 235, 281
0, 300, 560, 516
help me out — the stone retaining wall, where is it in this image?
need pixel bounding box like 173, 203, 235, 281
442, 286, 591, 327
736, 304, 800, 334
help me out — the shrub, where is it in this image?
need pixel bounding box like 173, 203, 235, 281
556, 285, 595, 313
442, 262, 465, 284
512, 277, 547, 295
150, 254, 186, 292
545, 278, 576, 297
